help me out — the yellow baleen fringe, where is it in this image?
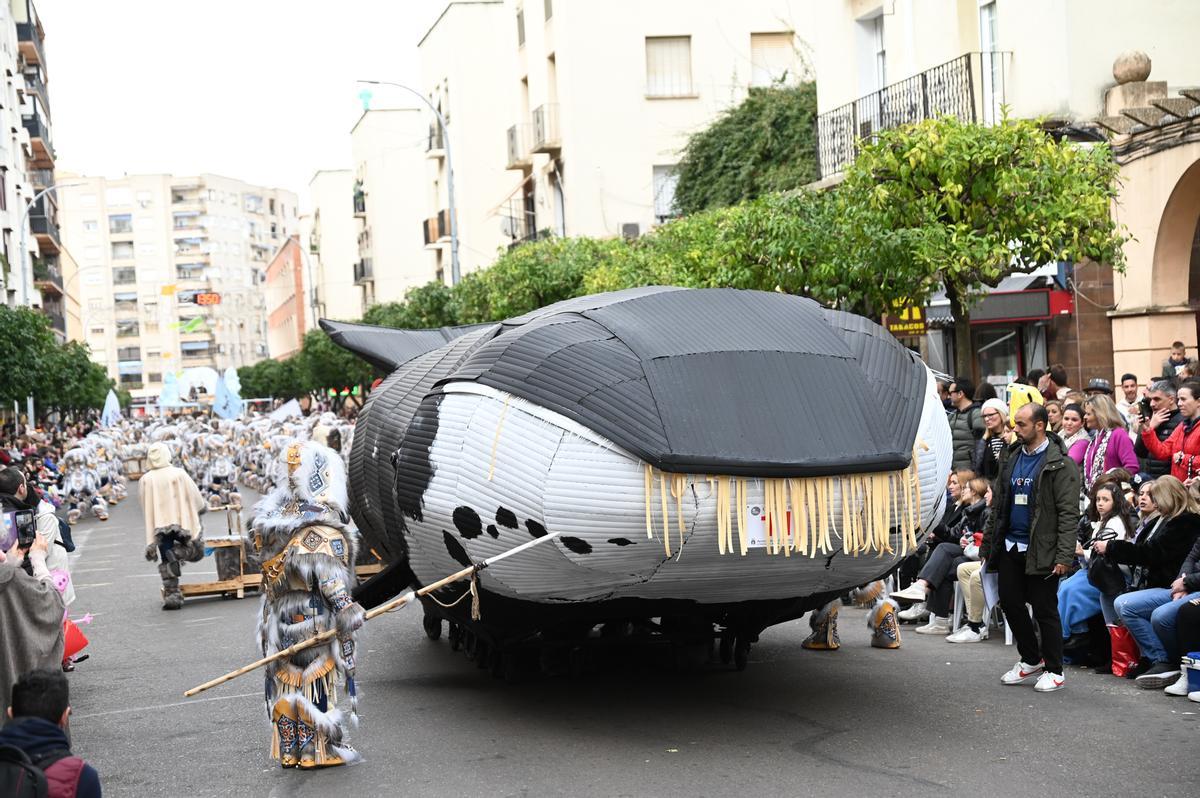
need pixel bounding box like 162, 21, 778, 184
639, 455, 925, 557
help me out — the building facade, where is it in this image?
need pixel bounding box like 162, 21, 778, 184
58, 173, 298, 409
306, 170, 361, 321
810, 0, 1200, 389
350, 109, 430, 307
264, 235, 307, 359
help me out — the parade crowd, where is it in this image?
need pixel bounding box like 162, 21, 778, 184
887, 343, 1200, 699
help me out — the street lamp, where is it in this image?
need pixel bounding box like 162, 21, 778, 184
357, 79, 461, 286
19, 182, 84, 306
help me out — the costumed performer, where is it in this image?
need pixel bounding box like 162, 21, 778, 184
801, 580, 902, 651
139, 442, 208, 610
250, 440, 364, 769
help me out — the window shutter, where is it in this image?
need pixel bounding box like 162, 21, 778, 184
646, 36, 692, 97
750, 32, 795, 87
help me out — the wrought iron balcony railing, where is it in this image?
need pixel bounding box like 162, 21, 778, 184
816, 51, 1010, 178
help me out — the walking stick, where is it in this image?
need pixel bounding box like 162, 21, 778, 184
183, 532, 561, 697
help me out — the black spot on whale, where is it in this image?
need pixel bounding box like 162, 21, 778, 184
495, 507, 518, 529
453, 506, 483, 539
607, 538, 636, 546
486, 524, 499, 539
561, 536, 592, 554
525, 519, 547, 539
442, 530, 473, 567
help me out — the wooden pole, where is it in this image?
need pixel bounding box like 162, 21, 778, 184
184, 532, 560, 697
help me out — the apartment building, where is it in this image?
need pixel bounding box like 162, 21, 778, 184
350, 109, 430, 306
264, 235, 306, 359
306, 170, 361, 321
496, 0, 810, 243
1, 0, 67, 340
58, 174, 298, 409
809, 0, 1200, 388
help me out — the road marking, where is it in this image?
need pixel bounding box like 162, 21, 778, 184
72, 691, 260, 720
75, 582, 113, 588
72, 568, 114, 573
184, 616, 222, 623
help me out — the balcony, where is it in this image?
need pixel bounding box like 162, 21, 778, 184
16, 7, 46, 68
33, 259, 62, 296
531, 103, 560, 154
353, 258, 374, 285
21, 109, 54, 166
426, 124, 445, 159
816, 51, 1010, 178
28, 168, 53, 190
42, 309, 65, 335
29, 205, 61, 254
500, 195, 539, 247
353, 181, 366, 217
506, 124, 532, 169
422, 215, 441, 247
22, 69, 50, 108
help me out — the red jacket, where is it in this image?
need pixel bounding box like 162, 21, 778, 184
1141, 417, 1200, 482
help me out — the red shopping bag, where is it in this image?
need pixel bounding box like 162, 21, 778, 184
1108, 624, 1140, 677
63, 618, 89, 661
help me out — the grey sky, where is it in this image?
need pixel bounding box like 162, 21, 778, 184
39, 0, 444, 207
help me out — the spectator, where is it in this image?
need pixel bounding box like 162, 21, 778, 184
974, 398, 1014, 479
0, 528, 65, 717
1170, 597, 1200, 700
1162, 341, 1198, 380
980, 403, 1079, 693
1038, 364, 1072, 401
896, 469, 976, 623
1134, 380, 1183, 478
974, 381, 998, 402
1059, 403, 1089, 451
891, 477, 989, 634
947, 377, 984, 471
1058, 481, 1134, 648
1045, 399, 1065, 434
1116, 373, 1141, 421
0, 468, 73, 607
1070, 395, 1139, 492
1026, 369, 1046, 390
1160, 535, 1200, 695
936, 378, 952, 411
1094, 475, 1200, 687
1139, 380, 1200, 486
0, 668, 101, 797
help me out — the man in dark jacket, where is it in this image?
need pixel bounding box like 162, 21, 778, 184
947, 377, 983, 471
0, 668, 101, 797
980, 403, 1079, 692
1134, 379, 1182, 477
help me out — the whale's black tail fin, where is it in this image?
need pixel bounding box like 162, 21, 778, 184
319, 318, 493, 373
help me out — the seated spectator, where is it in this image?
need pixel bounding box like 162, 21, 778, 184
1162, 341, 1198, 380
1094, 475, 1200, 687
890, 477, 989, 634
1134, 380, 1182, 478
0, 668, 101, 797
1158, 536, 1200, 696
974, 398, 1014, 480
1045, 399, 1064, 434
1071, 395, 1139, 491
896, 469, 976, 623
1170, 597, 1200, 700
1058, 481, 1135, 648
947, 482, 996, 643
1059, 403, 1089, 451
0, 530, 65, 717
1139, 380, 1200, 486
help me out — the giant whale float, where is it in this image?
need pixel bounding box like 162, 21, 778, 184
327, 287, 952, 668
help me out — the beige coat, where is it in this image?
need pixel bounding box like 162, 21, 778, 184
138, 444, 206, 546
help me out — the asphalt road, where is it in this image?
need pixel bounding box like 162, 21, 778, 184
58, 490, 1199, 798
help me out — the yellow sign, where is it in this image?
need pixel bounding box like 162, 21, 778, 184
884, 301, 927, 337
160, 284, 177, 296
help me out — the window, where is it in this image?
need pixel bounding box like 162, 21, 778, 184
112, 267, 136, 285
0, 172, 5, 211
173, 212, 198, 229
109, 214, 133, 234
269, 198, 276, 215
872, 16, 886, 88
118, 373, 143, 388
646, 36, 693, 97
147, 372, 162, 384
117, 346, 140, 360
82, 220, 98, 232
115, 320, 139, 338
89, 326, 105, 336
750, 32, 795, 87
111, 241, 135, 260
516, 7, 525, 46
652, 165, 680, 224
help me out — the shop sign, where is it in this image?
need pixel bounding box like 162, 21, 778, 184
884, 301, 927, 337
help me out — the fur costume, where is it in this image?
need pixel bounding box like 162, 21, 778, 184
60, 448, 108, 524
251, 440, 364, 770
138, 443, 208, 610
801, 580, 902, 651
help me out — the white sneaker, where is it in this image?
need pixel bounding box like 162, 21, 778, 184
1001, 660, 1044, 685
890, 583, 928, 602
897, 601, 929, 623
914, 616, 951, 635
1033, 671, 1065, 692
945, 626, 988, 643
1189, 691, 1200, 703
1164, 673, 1191, 696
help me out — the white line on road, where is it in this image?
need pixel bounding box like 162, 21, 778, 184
183, 616, 222, 623
74, 583, 113, 588
72, 691, 260, 720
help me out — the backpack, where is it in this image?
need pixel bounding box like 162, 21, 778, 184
0, 744, 48, 798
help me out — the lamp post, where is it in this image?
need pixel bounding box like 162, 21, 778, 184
357, 79, 461, 285
19, 182, 83, 306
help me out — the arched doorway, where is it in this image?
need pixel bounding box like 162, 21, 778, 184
1154, 158, 1200, 342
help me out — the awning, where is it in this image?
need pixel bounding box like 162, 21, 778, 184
181, 341, 210, 352
117, 360, 143, 374
925, 264, 1067, 326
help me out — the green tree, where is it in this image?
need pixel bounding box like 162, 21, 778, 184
297, 328, 371, 395
672, 83, 819, 215
40, 342, 114, 416
839, 114, 1127, 374
0, 306, 58, 408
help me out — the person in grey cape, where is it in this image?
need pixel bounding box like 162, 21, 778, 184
0, 531, 65, 716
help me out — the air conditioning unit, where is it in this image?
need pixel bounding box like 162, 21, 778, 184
621, 223, 640, 240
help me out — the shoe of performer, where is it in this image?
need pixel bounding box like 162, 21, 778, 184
946, 625, 988, 643
162, 592, 184, 610
1000, 660, 1044, 685
890, 583, 927, 603
297, 720, 318, 770
1135, 662, 1180, 689
897, 601, 929, 623
801, 601, 841, 651
1164, 673, 1191, 696
868, 600, 902, 649
67, 509, 80, 525
273, 700, 299, 768
914, 616, 950, 635
1033, 671, 1066, 692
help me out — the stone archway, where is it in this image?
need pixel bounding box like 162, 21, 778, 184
1152, 157, 1200, 315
